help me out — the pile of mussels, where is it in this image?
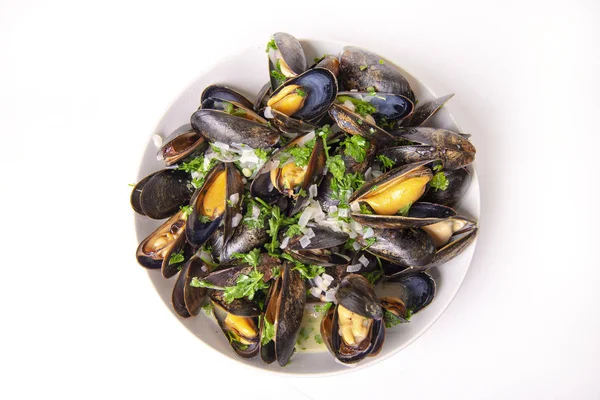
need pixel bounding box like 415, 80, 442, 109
131, 32, 478, 366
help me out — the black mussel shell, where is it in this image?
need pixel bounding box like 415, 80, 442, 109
357, 228, 436, 268
136, 210, 187, 269
421, 167, 472, 207
136, 169, 193, 220
191, 109, 279, 149
336, 274, 383, 320
158, 124, 206, 166
337, 91, 414, 123
385, 272, 436, 314
200, 84, 254, 110
329, 103, 396, 147
401, 94, 454, 127
339, 47, 415, 102
172, 255, 211, 318
130, 171, 160, 215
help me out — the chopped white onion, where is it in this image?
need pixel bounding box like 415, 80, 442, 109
363, 227, 374, 239
310, 287, 322, 298
352, 241, 362, 251
213, 141, 230, 151
305, 228, 315, 239
343, 100, 356, 112
329, 205, 338, 215
324, 288, 338, 302
251, 205, 260, 219
359, 255, 370, 267
298, 211, 311, 228
280, 236, 290, 249
300, 236, 311, 248
322, 273, 334, 283
231, 213, 242, 228
346, 263, 363, 273
314, 275, 324, 289
152, 134, 163, 148
229, 193, 239, 206
242, 168, 252, 177
298, 131, 315, 146
309, 184, 318, 199
350, 202, 361, 212
338, 207, 349, 218
264, 106, 274, 119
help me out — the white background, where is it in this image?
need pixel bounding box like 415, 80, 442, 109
1, 0, 599, 399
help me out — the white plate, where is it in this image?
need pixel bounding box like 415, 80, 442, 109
134, 39, 480, 376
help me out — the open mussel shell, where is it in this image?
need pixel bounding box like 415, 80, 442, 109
321, 274, 385, 364
136, 210, 187, 270
251, 132, 326, 215
349, 161, 433, 217
428, 227, 478, 269
261, 263, 306, 366
336, 91, 414, 123
211, 221, 270, 264
352, 202, 456, 229
283, 224, 349, 266
172, 255, 212, 318
329, 103, 396, 147
357, 228, 436, 268
200, 84, 254, 110
133, 169, 193, 219
421, 167, 472, 208
201, 98, 267, 124
185, 162, 244, 248
266, 108, 319, 137
389, 127, 476, 170
211, 291, 261, 358
190, 109, 279, 149
202, 256, 280, 288
158, 124, 206, 166
400, 94, 454, 127
313, 55, 340, 77
267, 68, 338, 121
268, 32, 308, 90
339, 47, 415, 102
383, 272, 436, 314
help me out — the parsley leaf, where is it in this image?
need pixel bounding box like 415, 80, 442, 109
202, 303, 212, 316
314, 54, 327, 63
314, 334, 323, 344
265, 39, 277, 52
231, 248, 261, 268
326, 155, 346, 181
180, 205, 193, 218
366, 86, 377, 97
286, 138, 316, 167
295, 88, 306, 97
285, 224, 303, 238
360, 203, 373, 215
314, 303, 333, 313
359, 65, 368, 71
362, 237, 377, 250
384, 310, 405, 328
261, 317, 276, 345
178, 156, 205, 173
377, 154, 396, 170
292, 263, 325, 280
379, 59, 385, 64
341, 135, 369, 163
255, 148, 269, 161
397, 201, 413, 216
430, 171, 449, 191
270, 69, 286, 81
168, 250, 184, 265
361, 270, 382, 285
223, 270, 269, 303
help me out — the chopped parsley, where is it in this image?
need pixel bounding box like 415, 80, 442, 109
340, 134, 369, 163
180, 205, 193, 218
254, 148, 269, 161
190, 269, 268, 303
362, 237, 377, 250
295, 88, 306, 97
223, 101, 246, 117
231, 248, 261, 268
360, 203, 373, 215
270, 69, 286, 81
361, 269, 382, 285
384, 310, 405, 328
202, 303, 212, 316
297, 326, 312, 343
314, 334, 323, 344
406, 308, 413, 320
314, 54, 327, 63
128, 183, 135, 187
326, 155, 345, 181
377, 154, 396, 171
397, 201, 413, 216
265, 39, 277, 52
379, 59, 385, 64
366, 86, 377, 97
178, 156, 205, 173
292, 263, 325, 280
256, 199, 298, 255
430, 170, 449, 191
282, 137, 316, 167
338, 95, 377, 118
261, 317, 276, 345
314, 303, 333, 313
168, 250, 185, 265
359, 65, 368, 71
285, 224, 303, 238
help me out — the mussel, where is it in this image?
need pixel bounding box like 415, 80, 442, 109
201, 84, 254, 110
260, 263, 306, 366
172, 255, 212, 318
400, 94, 454, 127
421, 167, 472, 208
381, 271, 436, 316
185, 162, 244, 248
131, 169, 194, 219
283, 224, 349, 266
267, 32, 308, 91
158, 124, 206, 166
336, 91, 414, 125
339, 47, 415, 102
321, 274, 384, 364
211, 291, 262, 358
136, 210, 193, 278
329, 103, 397, 147
251, 132, 326, 215
385, 127, 476, 170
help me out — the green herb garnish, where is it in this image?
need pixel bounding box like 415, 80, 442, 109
326, 155, 345, 181
430, 171, 449, 191
168, 250, 184, 266
292, 263, 325, 280
384, 310, 405, 328
261, 317, 276, 345
285, 224, 303, 238
359, 65, 368, 71
314, 334, 323, 344
314, 303, 333, 313
265, 39, 277, 52
341, 135, 369, 163
295, 88, 306, 97
379, 59, 385, 64
377, 154, 396, 170
231, 248, 261, 268
180, 205, 193, 218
